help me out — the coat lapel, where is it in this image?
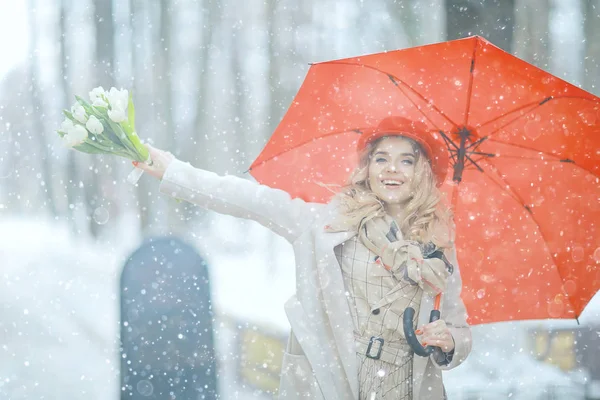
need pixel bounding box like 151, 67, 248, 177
315, 227, 360, 400
284, 296, 338, 400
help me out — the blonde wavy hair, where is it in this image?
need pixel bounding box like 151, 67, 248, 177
329, 136, 454, 248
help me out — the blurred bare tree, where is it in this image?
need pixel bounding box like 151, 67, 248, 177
192, 0, 221, 170
94, 0, 116, 88
0, 68, 29, 213
84, 0, 117, 237
583, 0, 600, 95
59, 0, 81, 231
385, 0, 422, 47
1, 0, 596, 244
266, 0, 283, 136
513, 0, 550, 69
445, 0, 516, 52
130, 0, 154, 232
266, 0, 302, 136
28, 0, 58, 216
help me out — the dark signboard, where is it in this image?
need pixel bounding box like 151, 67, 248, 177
120, 237, 217, 399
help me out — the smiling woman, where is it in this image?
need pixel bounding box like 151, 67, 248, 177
332, 117, 452, 248
0, 0, 29, 78
132, 114, 471, 399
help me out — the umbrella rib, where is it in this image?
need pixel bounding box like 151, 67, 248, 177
475, 101, 543, 133
477, 95, 600, 137
324, 61, 459, 129
477, 158, 578, 316
464, 154, 494, 170
491, 154, 569, 162
449, 149, 485, 172
248, 128, 366, 171
466, 135, 488, 150
485, 137, 600, 180
463, 36, 480, 126
445, 134, 487, 173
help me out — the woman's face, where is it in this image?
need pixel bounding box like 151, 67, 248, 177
367, 136, 416, 206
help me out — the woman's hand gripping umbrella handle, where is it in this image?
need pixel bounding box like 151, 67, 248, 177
403, 293, 445, 358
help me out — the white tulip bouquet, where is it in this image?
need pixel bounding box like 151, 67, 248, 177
57, 86, 151, 184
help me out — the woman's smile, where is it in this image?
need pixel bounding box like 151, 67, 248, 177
380, 178, 406, 189
368, 137, 416, 206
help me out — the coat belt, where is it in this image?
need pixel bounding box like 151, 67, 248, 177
354, 334, 412, 367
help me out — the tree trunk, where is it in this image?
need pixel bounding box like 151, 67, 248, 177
265, 0, 302, 274
87, 0, 117, 237
130, 0, 152, 232
193, 0, 220, 169
231, 8, 248, 168
512, 0, 550, 69
59, 0, 82, 232
384, 0, 421, 47
584, 0, 600, 95
28, 0, 58, 216
177, 0, 222, 228
266, 0, 297, 134
156, 0, 174, 153
157, 0, 183, 233
95, 0, 116, 87
445, 0, 515, 52
266, 0, 279, 136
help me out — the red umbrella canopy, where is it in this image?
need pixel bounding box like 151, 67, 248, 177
249, 36, 600, 325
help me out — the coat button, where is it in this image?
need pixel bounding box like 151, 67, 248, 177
372, 308, 380, 315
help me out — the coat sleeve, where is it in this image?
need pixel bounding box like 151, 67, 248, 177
159, 159, 318, 243
431, 245, 472, 370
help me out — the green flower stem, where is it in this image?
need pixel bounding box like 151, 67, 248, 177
76, 96, 141, 159
123, 127, 149, 161
81, 137, 135, 158
106, 118, 143, 160
120, 93, 149, 161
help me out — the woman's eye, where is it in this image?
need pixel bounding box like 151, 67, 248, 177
375, 157, 387, 163
402, 159, 414, 165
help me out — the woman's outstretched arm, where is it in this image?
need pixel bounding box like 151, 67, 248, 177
134, 145, 320, 243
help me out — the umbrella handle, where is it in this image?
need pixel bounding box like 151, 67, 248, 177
403, 294, 445, 358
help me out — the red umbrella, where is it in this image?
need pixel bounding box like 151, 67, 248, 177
249, 36, 600, 326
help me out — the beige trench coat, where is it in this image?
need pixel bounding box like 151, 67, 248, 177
159, 159, 472, 400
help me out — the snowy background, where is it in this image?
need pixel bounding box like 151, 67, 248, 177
2, 215, 599, 399
1, 0, 600, 399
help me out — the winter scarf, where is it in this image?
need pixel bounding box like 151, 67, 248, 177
358, 214, 452, 296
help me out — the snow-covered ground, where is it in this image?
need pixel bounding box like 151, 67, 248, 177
0, 217, 122, 399
0, 215, 598, 399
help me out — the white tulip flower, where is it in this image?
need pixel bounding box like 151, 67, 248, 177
63, 124, 88, 147
92, 97, 108, 107
108, 107, 127, 123
71, 103, 88, 124
89, 86, 105, 101
56, 86, 148, 185
106, 87, 129, 108
60, 118, 75, 133
105, 87, 129, 123
85, 115, 104, 134
89, 86, 108, 107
